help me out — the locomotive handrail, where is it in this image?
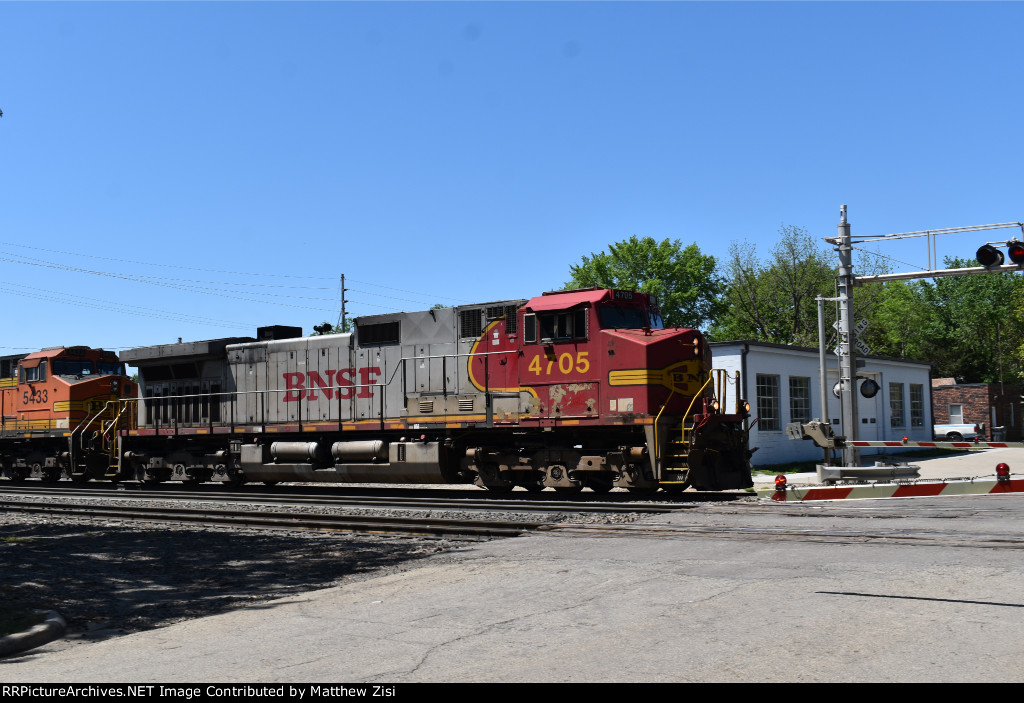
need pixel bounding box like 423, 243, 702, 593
652, 372, 716, 469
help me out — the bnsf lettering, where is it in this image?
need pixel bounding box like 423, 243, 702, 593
282, 368, 381, 401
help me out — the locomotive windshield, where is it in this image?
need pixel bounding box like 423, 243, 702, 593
51, 360, 125, 377
53, 360, 95, 376
597, 304, 664, 330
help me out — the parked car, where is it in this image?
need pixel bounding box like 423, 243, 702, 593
933, 423, 981, 441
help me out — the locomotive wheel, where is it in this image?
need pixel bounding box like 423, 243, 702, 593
522, 483, 545, 494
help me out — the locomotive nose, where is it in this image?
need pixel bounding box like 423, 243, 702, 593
604, 328, 708, 416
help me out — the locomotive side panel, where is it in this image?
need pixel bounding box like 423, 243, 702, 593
227, 343, 267, 425
459, 303, 526, 424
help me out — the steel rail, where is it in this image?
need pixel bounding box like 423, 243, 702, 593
0, 499, 541, 539
0, 485, 742, 512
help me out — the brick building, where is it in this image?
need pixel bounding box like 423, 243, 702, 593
931, 380, 1024, 441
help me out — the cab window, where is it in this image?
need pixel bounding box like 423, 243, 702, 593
525, 308, 588, 343
21, 360, 47, 383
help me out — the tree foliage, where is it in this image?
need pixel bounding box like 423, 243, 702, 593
311, 320, 350, 335
864, 257, 1024, 382
566, 236, 724, 329
710, 225, 836, 345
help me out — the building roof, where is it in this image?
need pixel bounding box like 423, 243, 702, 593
710, 339, 931, 368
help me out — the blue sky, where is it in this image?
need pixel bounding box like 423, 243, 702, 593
1, 1, 1021, 353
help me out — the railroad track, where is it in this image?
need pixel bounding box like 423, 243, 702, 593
0, 483, 712, 539
0, 498, 541, 539
0, 484, 715, 515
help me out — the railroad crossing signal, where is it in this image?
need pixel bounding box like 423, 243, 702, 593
978, 240, 1024, 268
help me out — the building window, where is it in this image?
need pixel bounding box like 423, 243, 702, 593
949, 404, 963, 425
756, 374, 780, 431
910, 384, 924, 427
789, 376, 811, 424
889, 383, 905, 427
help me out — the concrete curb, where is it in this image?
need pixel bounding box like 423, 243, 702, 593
0, 611, 66, 657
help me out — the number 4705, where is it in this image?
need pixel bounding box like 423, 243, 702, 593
527, 351, 589, 376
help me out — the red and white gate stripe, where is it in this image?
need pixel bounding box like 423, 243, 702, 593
758, 478, 1024, 502
848, 440, 1024, 450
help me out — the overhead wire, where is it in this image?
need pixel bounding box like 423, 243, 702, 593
0, 247, 473, 313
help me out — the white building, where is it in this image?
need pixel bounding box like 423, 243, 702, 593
710, 341, 933, 467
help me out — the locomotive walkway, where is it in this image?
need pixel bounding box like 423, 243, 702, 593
5, 449, 1024, 683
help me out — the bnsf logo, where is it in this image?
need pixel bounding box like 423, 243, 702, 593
282, 368, 381, 401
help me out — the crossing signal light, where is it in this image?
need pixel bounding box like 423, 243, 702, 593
977, 244, 1004, 267
1008, 240, 1024, 265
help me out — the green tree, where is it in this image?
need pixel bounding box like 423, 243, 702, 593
923, 257, 1023, 382
861, 279, 932, 360
863, 256, 1024, 382
711, 225, 836, 345
565, 236, 724, 329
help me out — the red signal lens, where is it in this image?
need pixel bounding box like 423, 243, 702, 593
1008, 240, 1024, 265
774, 475, 787, 491
996, 463, 1011, 481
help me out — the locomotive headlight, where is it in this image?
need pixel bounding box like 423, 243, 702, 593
111, 380, 120, 392
711, 400, 720, 412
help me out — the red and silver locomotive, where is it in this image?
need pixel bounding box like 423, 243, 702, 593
3, 289, 754, 493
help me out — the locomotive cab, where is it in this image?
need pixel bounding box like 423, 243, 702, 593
1, 346, 134, 432
516, 289, 752, 491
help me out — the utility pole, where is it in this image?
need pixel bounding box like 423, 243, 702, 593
337, 274, 348, 332
835, 205, 860, 467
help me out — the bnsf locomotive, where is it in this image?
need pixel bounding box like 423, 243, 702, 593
1, 289, 753, 494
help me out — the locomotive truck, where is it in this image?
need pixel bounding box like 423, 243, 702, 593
2, 288, 754, 494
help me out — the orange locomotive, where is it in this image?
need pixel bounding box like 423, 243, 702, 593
0, 346, 135, 481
